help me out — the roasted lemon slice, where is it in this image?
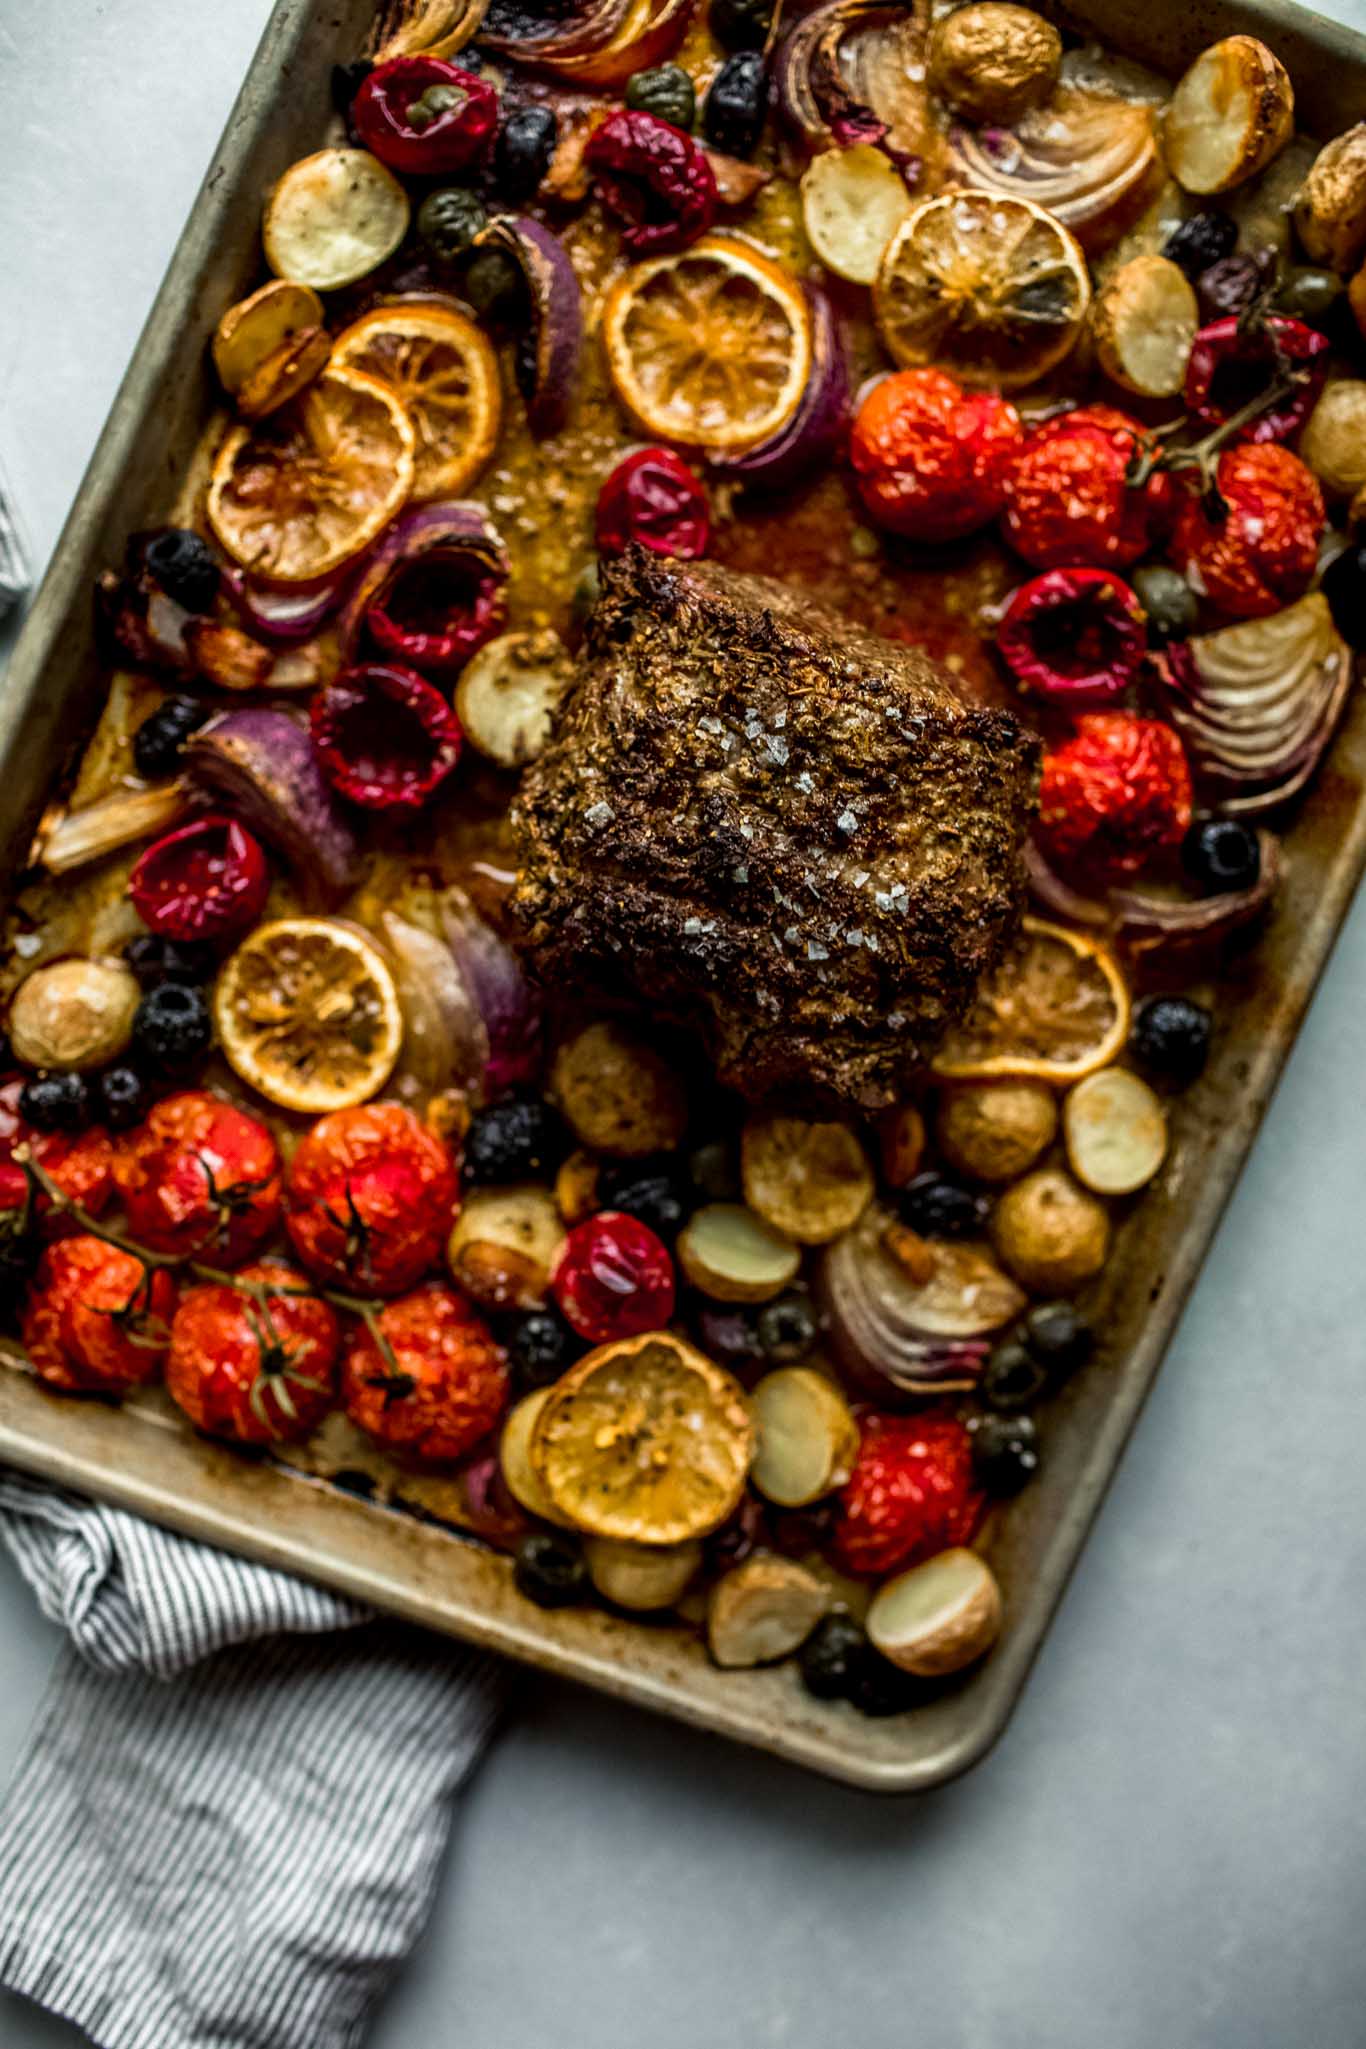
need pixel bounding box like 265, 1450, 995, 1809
207, 366, 416, 582
214, 918, 403, 1114
874, 190, 1090, 389
330, 301, 502, 502
529, 1330, 755, 1544
931, 917, 1129, 1082
602, 235, 811, 452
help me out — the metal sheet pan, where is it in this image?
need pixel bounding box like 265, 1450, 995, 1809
2, 0, 1364, 1791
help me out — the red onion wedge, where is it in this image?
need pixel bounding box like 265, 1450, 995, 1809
709, 285, 849, 490
776, 0, 936, 168
817, 1204, 1023, 1400
473, 216, 583, 437
339, 501, 509, 677
380, 906, 489, 1101
1151, 593, 1355, 819
1025, 832, 1283, 959
184, 708, 359, 904
223, 563, 355, 643
368, 0, 490, 62
439, 884, 544, 1097
480, 0, 693, 88
477, 0, 636, 64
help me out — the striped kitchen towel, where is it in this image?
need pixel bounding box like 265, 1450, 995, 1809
0, 1470, 504, 2049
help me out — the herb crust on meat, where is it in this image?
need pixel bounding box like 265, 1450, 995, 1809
511, 550, 1039, 1106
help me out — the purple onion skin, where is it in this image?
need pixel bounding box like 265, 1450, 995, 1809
338, 502, 509, 666
223, 563, 355, 644
439, 885, 544, 1095
710, 287, 849, 490
185, 709, 359, 904
475, 217, 583, 438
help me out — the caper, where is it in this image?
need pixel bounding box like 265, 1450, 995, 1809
625, 63, 697, 130
1131, 563, 1199, 645
406, 83, 463, 131
1274, 264, 1345, 329
417, 187, 488, 264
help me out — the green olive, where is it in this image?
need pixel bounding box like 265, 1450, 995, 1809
461, 245, 522, 317
1131, 563, 1199, 645
416, 187, 488, 264
624, 63, 697, 130
1274, 265, 1344, 329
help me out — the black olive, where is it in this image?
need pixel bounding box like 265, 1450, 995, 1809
97, 1065, 150, 1132
597, 1157, 690, 1237
1183, 817, 1262, 896
981, 1336, 1050, 1411
847, 1647, 933, 1717
1321, 542, 1366, 652
416, 187, 489, 265
1162, 210, 1237, 280
133, 528, 220, 614
463, 1095, 566, 1184
899, 1172, 989, 1240
0, 1191, 39, 1293
504, 1308, 576, 1392
124, 933, 218, 991
1130, 994, 1212, 1088
331, 60, 371, 133
131, 984, 213, 1076
462, 246, 523, 319
625, 63, 697, 130
695, 1305, 764, 1370
1274, 264, 1344, 329
494, 105, 558, 202
19, 1072, 90, 1134
756, 1290, 818, 1364
1020, 1301, 1093, 1376
710, 0, 773, 52
971, 1413, 1040, 1497
1196, 249, 1276, 323
798, 1612, 869, 1701
1131, 563, 1199, 646
132, 695, 211, 782
514, 1531, 588, 1608
702, 51, 767, 158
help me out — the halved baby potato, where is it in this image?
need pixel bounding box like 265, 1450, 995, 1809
1164, 37, 1294, 195
455, 630, 575, 771
500, 1389, 574, 1527
866, 1548, 1003, 1676
1294, 124, 1366, 273
751, 1367, 859, 1509
583, 1535, 702, 1611
800, 145, 915, 287
676, 1202, 801, 1305
707, 1554, 830, 1669
1092, 254, 1198, 398
237, 326, 333, 420
263, 147, 411, 291
447, 1184, 566, 1311
212, 279, 324, 397
1062, 1067, 1168, 1196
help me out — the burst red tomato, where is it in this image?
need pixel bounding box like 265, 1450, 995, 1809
1171, 443, 1324, 618
833, 1412, 984, 1578
285, 1102, 458, 1296
166, 1259, 339, 1445
114, 1090, 282, 1264
1003, 405, 1171, 570
1037, 712, 1193, 877
0, 1077, 113, 1227
341, 1282, 508, 1463
850, 368, 1023, 541
22, 1234, 176, 1394
551, 1212, 676, 1344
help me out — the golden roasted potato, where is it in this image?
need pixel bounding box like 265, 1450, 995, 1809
936, 1080, 1058, 1184
1164, 37, 1294, 195
990, 1167, 1110, 1293
1300, 381, 1366, 498
1092, 254, 1199, 398
928, 3, 1061, 124
1294, 124, 1366, 273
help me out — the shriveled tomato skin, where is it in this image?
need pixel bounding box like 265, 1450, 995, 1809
1172, 444, 1324, 619
833, 1412, 984, 1578
285, 1102, 458, 1296
342, 1282, 508, 1463
586, 111, 718, 256
130, 815, 269, 943
167, 1260, 339, 1445
596, 449, 710, 559
22, 1235, 176, 1394
1037, 712, 1193, 877
1003, 405, 1171, 570
114, 1090, 282, 1264
850, 369, 1023, 541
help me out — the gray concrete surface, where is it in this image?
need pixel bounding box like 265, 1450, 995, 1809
3, 5, 1366, 2045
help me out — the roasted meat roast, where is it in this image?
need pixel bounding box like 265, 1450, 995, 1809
511, 550, 1039, 1106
